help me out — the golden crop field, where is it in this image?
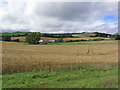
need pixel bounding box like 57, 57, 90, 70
2, 41, 118, 74
63, 37, 111, 41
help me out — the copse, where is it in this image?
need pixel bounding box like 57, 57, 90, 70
25, 32, 41, 44
115, 35, 120, 40
59, 37, 64, 42
2, 36, 11, 41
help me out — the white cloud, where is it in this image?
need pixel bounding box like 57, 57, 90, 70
0, 1, 118, 34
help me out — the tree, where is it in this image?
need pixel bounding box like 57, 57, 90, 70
115, 35, 120, 40
25, 32, 41, 44
2, 36, 11, 41
59, 37, 64, 42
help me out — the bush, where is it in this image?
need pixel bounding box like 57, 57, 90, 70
25, 32, 41, 44
2, 36, 11, 41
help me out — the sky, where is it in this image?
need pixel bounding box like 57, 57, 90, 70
0, 0, 118, 34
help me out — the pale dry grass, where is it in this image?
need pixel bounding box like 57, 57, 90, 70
73, 40, 117, 44
41, 37, 58, 40
11, 36, 25, 41
2, 41, 118, 73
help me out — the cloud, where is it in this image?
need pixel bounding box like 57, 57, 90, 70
0, 1, 118, 34
34, 2, 92, 21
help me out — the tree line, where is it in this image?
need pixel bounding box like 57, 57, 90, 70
41, 33, 73, 38
1, 32, 120, 44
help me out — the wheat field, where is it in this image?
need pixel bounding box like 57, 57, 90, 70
2, 41, 118, 74
63, 37, 111, 41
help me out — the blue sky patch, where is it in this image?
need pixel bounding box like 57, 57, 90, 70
102, 15, 118, 22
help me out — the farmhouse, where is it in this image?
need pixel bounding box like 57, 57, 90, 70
38, 40, 59, 44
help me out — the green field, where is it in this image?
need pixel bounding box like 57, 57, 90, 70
72, 33, 96, 37
0, 32, 26, 36
2, 66, 118, 88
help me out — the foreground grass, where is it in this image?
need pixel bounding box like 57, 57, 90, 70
0, 75, 2, 89
2, 66, 118, 88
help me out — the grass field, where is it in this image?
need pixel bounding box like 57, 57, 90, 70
3, 66, 118, 88
2, 40, 118, 88
0, 32, 26, 36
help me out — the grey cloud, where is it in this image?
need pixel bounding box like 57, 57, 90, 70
35, 2, 92, 21
35, 2, 117, 21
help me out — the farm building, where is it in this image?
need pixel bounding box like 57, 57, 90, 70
38, 40, 59, 44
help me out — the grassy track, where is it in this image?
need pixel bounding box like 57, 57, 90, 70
2, 66, 118, 88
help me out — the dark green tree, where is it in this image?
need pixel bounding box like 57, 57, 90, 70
59, 37, 64, 42
25, 32, 41, 44
2, 36, 11, 41
115, 35, 120, 40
